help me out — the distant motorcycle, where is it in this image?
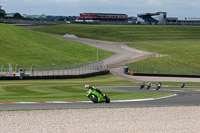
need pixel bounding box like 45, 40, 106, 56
147, 82, 152, 90
156, 82, 162, 90
181, 82, 185, 88
156, 85, 161, 90
140, 83, 145, 89
147, 85, 151, 90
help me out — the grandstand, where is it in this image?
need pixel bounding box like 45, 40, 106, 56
76, 13, 129, 24
137, 12, 167, 25
137, 12, 200, 25
179, 18, 200, 25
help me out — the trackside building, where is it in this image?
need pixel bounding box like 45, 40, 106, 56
76, 13, 130, 24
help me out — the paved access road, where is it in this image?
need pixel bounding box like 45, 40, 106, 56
49, 33, 154, 66
52, 34, 200, 83
0, 87, 199, 110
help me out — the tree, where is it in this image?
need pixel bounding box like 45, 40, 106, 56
0, 7, 6, 18
13, 13, 24, 19
0, 12, 5, 18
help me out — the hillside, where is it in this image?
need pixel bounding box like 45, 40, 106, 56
35, 24, 200, 74
0, 24, 114, 67
34, 24, 200, 42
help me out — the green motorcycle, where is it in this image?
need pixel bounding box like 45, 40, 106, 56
86, 87, 110, 103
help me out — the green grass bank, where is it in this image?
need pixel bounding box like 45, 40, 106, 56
35, 24, 200, 75
0, 23, 114, 67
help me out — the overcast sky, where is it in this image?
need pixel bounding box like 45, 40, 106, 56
1, 0, 200, 19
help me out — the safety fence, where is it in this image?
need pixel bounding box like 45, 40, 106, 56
127, 64, 200, 76
105, 54, 156, 69
0, 61, 105, 77
1, 54, 199, 77
105, 54, 200, 76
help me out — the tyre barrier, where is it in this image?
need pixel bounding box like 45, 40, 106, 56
0, 70, 110, 80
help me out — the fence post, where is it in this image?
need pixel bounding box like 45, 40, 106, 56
90, 63, 92, 73
74, 64, 75, 75
52, 64, 55, 76
15, 64, 18, 73
30, 64, 34, 76
36, 65, 38, 76
71, 64, 72, 75
93, 63, 97, 72
78, 64, 80, 75
47, 65, 49, 76
88, 63, 90, 73
82, 64, 84, 75
57, 65, 59, 75
76, 63, 78, 75
93, 62, 94, 72
87, 63, 89, 73
9, 63, 12, 76
85, 63, 87, 74
42, 65, 43, 76
63, 65, 64, 75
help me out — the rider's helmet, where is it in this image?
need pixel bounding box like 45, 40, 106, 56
85, 84, 90, 90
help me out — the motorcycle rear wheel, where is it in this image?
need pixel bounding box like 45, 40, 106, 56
104, 95, 110, 103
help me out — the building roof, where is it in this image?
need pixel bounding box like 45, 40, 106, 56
80, 13, 127, 16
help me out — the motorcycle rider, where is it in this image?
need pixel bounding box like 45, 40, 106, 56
85, 84, 104, 97
85, 84, 108, 103
181, 82, 185, 88
156, 82, 162, 90
147, 82, 152, 89
140, 82, 146, 89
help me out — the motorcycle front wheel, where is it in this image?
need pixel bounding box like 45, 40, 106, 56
89, 95, 98, 103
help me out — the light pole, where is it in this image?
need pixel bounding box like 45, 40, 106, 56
96, 48, 99, 62
96, 42, 99, 62
52, 64, 55, 75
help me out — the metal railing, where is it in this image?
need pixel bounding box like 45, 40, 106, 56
105, 53, 200, 76
127, 64, 200, 76
106, 54, 156, 69
0, 61, 105, 77
1, 55, 199, 77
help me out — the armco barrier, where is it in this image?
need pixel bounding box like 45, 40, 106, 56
129, 72, 200, 78
0, 70, 110, 80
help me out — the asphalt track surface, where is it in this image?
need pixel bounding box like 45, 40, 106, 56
0, 87, 200, 110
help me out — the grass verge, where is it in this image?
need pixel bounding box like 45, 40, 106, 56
0, 74, 171, 102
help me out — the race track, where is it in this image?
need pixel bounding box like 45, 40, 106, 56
1, 30, 199, 111
1, 87, 200, 110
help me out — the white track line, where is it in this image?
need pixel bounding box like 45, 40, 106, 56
111, 94, 177, 102
0, 94, 177, 104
